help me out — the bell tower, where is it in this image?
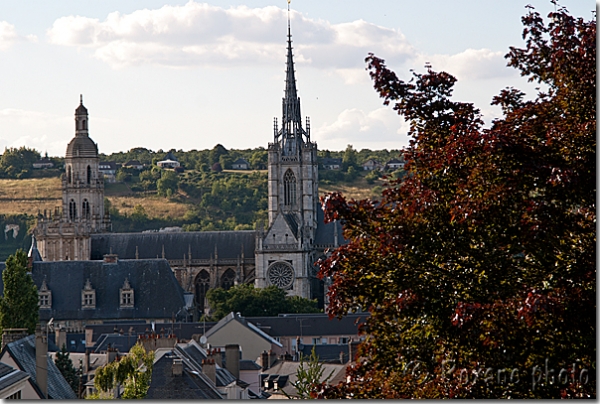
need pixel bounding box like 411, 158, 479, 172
255, 9, 319, 299
35, 96, 110, 261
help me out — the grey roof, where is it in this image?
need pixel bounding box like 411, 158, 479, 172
90, 231, 256, 261
246, 313, 368, 338
0, 362, 29, 394
283, 213, 299, 238
47, 332, 86, 353
321, 157, 342, 165
20, 259, 187, 323
232, 158, 249, 165
28, 235, 42, 262
145, 353, 223, 400
86, 322, 217, 347
2, 335, 77, 399
205, 312, 282, 348
99, 161, 117, 170
314, 207, 345, 247
66, 134, 98, 159
164, 152, 178, 161
240, 359, 261, 371
299, 343, 349, 363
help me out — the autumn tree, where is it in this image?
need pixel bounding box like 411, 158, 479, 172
315, 5, 595, 399
0, 250, 39, 335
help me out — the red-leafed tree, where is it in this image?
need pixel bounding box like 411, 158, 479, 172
314, 5, 595, 399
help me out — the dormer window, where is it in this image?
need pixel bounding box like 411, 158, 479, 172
81, 278, 96, 309
38, 279, 52, 309
120, 278, 134, 308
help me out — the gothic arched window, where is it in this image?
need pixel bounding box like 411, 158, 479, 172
283, 169, 297, 206
69, 199, 77, 220
221, 269, 236, 290
195, 270, 211, 315
87, 165, 91, 184
82, 199, 90, 219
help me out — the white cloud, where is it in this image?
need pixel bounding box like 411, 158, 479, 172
0, 109, 71, 156
0, 21, 37, 50
46, 2, 415, 69
414, 48, 511, 81
316, 107, 410, 149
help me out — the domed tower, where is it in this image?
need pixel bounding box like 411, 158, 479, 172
35, 96, 110, 261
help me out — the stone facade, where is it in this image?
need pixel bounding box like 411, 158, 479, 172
34, 96, 111, 261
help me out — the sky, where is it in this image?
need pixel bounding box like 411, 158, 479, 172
0, 1, 594, 156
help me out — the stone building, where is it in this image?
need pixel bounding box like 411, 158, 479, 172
32, 19, 341, 318
34, 96, 111, 261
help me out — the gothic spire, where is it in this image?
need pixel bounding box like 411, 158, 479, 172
277, 4, 309, 154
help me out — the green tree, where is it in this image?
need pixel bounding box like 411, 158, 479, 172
156, 170, 178, 197
55, 344, 80, 395
0, 146, 40, 178
207, 284, 320, 320
249, 149, 268, 170
89, 343, 154, 399
315, 6, 595, 399
209, 144, 228, 165
0, 250, 39, 335
287, 346, 334, 399
341, 144, 357, 172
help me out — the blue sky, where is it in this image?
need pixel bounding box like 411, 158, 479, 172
0, 1, 594, 156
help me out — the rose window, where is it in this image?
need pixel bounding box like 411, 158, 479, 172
267, 262, 295, 289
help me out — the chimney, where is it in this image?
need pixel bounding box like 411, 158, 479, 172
225, 344, 240, 378
35, 324, 48, 399
107, 345, 118, 363
261, 350, 269, 371
55, 327, 67, 351
268, 349, 277, 368
348, 340, 360, 363
172, 358, 183, 376
103, 254, 118, 264
214, 348, 223, 367
202, 358, 216, 384
84, 349, 90, 374
339, 351, 345, 364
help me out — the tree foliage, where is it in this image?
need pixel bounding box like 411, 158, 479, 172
206, 284, 320, 320
0, 250, 39, 335
55, 344, 80, 395
315, 6, 595, 399
0, 147, 41, 178
90, 343, 154, 399
287, 346, 334, 399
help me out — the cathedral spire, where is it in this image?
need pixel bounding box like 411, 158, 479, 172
277, 3, 309, 155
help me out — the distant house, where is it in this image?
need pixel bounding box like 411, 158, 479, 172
204, 312, 283, 362
157, 152, 180, 169
123, 160, 144, 170
321, 157, 342, 170
362, 159, 382, 171
98, 161, 117, 183
385, 158, 405, 170
231, 158, 250, 170
32, 158, 54, 169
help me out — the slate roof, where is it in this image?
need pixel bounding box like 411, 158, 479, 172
240, 359, 261, 371
314, 207, 345, 248
205, 312, 282, 348
145, 353, 223, 400
90, 231, 256, 261
246, 313, 368, 337
10, 259, 189, 323
47, 332, 86, 353
86, 322, 217, 347
2, 335, 77, 399
262, 361, 346, 398
0, 362, 29, 394
298, 343, 349, 363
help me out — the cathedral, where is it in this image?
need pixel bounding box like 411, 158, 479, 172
33, 20, 341, 317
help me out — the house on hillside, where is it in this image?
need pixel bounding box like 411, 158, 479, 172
99, 161, 118, 183
362, 158, 382, 171
157, 152, 180, 169
321, 157, 342, 170
123, 160, 144, 170
0, 362, 30, 399
385, 158, 405, 170
32, 157, 54, 169
231, 158, 250, 170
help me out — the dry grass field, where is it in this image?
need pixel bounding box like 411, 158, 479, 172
0, 178, 62, 215
320, 177, 383, 200
109, 196, 190, 219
